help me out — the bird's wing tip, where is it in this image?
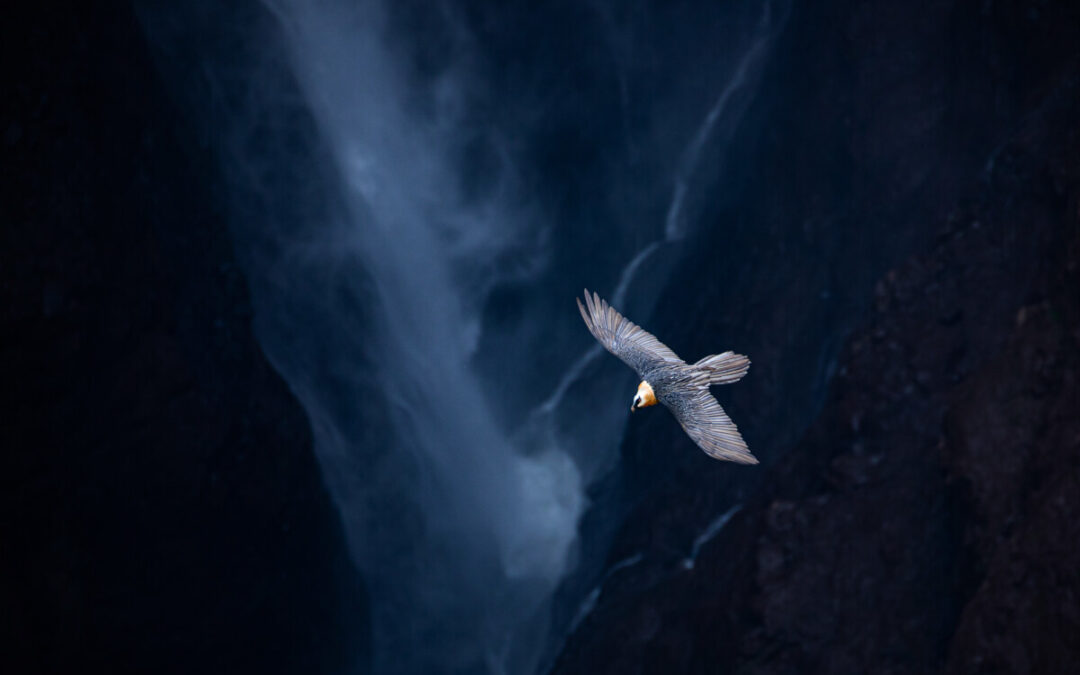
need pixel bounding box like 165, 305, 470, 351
719, 450, 759, 465
576, 297, 591, 325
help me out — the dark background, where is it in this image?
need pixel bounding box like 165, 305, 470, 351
3, 1, 1079, 674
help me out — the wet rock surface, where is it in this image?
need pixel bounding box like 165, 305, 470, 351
554, 1, 1080, 673
5, 1, 1079, 674
1, 4, 368, 674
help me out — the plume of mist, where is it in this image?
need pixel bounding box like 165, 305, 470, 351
137, 0, 788, 672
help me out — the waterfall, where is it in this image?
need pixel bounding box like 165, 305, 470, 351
137, 0, 788, 672
253, 2, 585, 672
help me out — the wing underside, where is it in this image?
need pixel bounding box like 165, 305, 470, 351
577, 289, 683, 376
670, 389, 757, 464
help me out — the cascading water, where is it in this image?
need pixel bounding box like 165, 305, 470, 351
138, 0, 787, 672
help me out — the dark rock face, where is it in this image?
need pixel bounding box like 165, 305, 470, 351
6, 1, 1079, 673
554, 1, 1080, 673
1, 3, 367, 674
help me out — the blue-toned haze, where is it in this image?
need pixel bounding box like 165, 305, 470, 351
139, 1, 788, 672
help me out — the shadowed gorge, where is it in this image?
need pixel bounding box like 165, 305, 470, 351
4, 1, 1079, 674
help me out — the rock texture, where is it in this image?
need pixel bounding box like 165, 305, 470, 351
554, 1, 1080, 673
1, 3, 368, 674
5, 1, 1079, 674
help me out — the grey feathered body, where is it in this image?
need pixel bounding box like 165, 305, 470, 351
577, 289, 756, 464
642, 364, 698, 412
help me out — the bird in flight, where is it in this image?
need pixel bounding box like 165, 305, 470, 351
577, 289, 756, 464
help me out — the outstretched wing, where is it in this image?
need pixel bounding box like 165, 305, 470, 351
577, 289, 683, 377
669, 388, 757, 464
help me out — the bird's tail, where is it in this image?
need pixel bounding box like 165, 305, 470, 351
694, 351, 750, 385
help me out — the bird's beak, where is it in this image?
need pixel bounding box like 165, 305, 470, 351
630, 401, 637, 413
